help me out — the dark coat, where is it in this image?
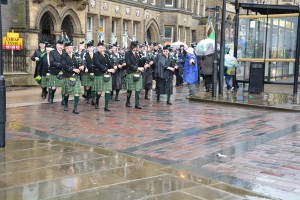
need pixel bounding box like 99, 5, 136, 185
111, 52, 124, 90
155, 54, 174, 95
39, 53, 50, 76
93, 52, 110, 76
125, 51, 139, 74
61, 53, 78, 78
31, 48, 46, 78
84, 52, 94, 73
49, 49, 64, 75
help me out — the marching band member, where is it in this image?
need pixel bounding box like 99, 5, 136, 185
111, 44, 126, 101
49, 39, 65, 104
38, 43, 53, 100
125, 41, 144, 109
61, 41, 84, 114
82, 40, 95, 104
31, 40, 46, 98
93, 41, 116, 111
154, 46, 177, 105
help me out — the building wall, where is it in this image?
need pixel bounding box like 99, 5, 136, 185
1, 0, 237, 74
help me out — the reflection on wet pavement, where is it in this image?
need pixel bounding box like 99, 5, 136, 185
0, 140, 269, 200
5, 85, 300, 199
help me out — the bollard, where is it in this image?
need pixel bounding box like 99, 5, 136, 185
0, 75, 6, 148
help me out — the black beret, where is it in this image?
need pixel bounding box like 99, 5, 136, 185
97, 41, 104, 46
87, 40, 94, 47
39, 40, 46, 44
163, 46, 169, 50
80, 41, 85, 45
46, 43, 53, 48
130, 41, 138, 47
64, 41, 73, 47
56, 39, 64, 45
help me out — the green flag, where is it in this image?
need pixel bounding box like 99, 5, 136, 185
208, 31, 215, 40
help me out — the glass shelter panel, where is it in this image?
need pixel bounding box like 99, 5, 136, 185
237, 14, 298, 83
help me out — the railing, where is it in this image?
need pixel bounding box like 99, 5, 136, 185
2, 49, 27, 74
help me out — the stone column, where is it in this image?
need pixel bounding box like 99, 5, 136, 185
105, 16, 112, 44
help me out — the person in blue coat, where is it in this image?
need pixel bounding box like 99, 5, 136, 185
183, 47, 198, 98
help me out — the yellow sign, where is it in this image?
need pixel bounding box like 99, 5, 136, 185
7, 32, 20, 38
2, 37, 23, 50
99, 27, 104, 32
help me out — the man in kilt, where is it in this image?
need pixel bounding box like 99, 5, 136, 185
82, 40, 95, 104
93, 41, 116, 111
125, 41, 145, 109
141, 45, 155, 100
111, 44, 126, 101
38, 43, 53, 100
61, 41, 84, 114
49, 39, 65, 104
31, 40, 46, 97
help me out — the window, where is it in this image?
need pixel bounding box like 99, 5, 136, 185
164, 26, 173, 43
184, 29, 187, 43
122, 22, 128, 48
165, 0, 174, 7
133, 23, 137, 41
99, 17, 105, 41
86, 17, 92, 41
197, 0, 200, 15
181, 0, 187, 9
111, 20, 117, 44
178, 27, 181, 41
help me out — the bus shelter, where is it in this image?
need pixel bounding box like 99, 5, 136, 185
235, 3, 300, 95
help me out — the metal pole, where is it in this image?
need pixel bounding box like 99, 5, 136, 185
212, 6, 219, 97
293, 8, 300, 96
219, 0, 226, 94
0, 2, 6, 148
233, 0, 239, 89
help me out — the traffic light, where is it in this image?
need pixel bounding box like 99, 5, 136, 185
1, 0, 7, 5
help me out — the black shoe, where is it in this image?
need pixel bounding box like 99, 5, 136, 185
82, 94, 87, 99
145, 96, 150, 100
167, 101, 172, 105
135, 105, 142, 109
104, 107, 111, 112
126, 102, 132, 107
64, 106, 69, 111
95, 104, 99, 109
72, 108, 79, 114
91, 99, 95, 105
115, 98, 120, 101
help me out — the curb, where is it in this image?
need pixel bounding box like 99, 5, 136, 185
189, 97, 300, 112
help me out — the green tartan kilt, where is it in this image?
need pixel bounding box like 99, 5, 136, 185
40, 76, 49, 88
126, 72, 143, 91
81, 73, 94, 87
93, 75, 112, 92
49, 74, 63, 87
62, 77, 82, 95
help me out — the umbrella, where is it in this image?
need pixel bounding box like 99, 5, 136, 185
170, 41, 188, 50
195, 39, 216, 56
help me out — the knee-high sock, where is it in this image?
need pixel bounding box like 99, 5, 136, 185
135, 91, 140, 106
126, 90, 132, 103
105, 92, 110, 108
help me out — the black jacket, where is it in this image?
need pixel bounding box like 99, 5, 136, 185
93, 52, 110, 76
84, 52, 94, 73
61, 53, 77, 78
49, 49, 64, 75
125, 51, 140, 74
39, 54, 50, 76
31, 48, 46, 78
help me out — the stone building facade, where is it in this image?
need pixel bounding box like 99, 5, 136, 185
1, 0, 236, 74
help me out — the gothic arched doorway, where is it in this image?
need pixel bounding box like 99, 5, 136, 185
145, 19, 160, 44
39, 12, 55, 44
61, 15, 74, 42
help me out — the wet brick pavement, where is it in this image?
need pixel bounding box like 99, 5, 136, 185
4, 85, 300, 200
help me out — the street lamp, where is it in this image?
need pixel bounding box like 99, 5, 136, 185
0, 0, 7, 148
